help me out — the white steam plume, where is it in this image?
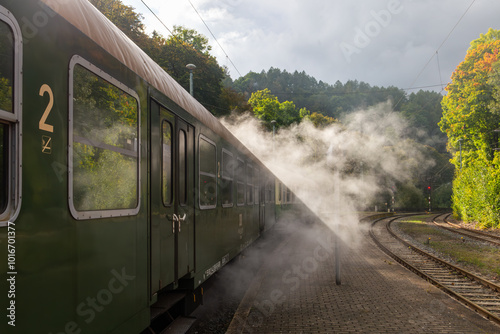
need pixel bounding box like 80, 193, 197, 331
221, 102, 434, 245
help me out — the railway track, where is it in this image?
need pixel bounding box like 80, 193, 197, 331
370, 215, 500, 326
432, 214, 500, 247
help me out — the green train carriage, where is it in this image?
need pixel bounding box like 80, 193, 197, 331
0, 0, 279, 332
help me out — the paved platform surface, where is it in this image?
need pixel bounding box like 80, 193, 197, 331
226, 217, 500, 334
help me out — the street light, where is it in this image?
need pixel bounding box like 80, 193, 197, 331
271, 120, 276, 155
186, 64, 196, 97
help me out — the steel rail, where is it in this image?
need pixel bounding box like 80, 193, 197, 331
433, 214, 500, 247
369, 215, 500, 326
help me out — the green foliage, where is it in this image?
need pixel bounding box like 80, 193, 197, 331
0, 77, 12, 112
304, 112, 338, 128
230, 68, 408, 119
248, 88, 307, 130
172, 25, 211, 54
147, 29, 225, 115
72, 65, 139, 211
452, 165, 500, 228
469, 28, 500, 51
440, 29, 500, 228
402, 90, 446, 152
91, 1, 226, 116
89, 0, 147, 43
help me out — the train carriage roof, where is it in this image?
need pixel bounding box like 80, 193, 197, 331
41, 0, 256, 158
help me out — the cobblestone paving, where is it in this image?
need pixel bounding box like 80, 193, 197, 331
228, 220, 500, 333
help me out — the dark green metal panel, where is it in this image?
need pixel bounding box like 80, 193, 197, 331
0, 1, 150, 332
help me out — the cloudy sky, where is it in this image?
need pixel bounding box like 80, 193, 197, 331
121, 0, 500, 92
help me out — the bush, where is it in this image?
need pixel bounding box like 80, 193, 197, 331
452, 165, 500, 228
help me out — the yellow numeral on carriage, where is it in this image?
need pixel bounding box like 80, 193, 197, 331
39, 84, 54, 133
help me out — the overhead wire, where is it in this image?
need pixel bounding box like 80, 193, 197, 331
140, 0, 242, 78
393, 0, 477, 110
436, 51, 445, 91
186, 0, 243, 78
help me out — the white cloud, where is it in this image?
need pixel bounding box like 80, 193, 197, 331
123, 0, 500, 91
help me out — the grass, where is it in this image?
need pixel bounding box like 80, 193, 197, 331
397, 218, 500, 279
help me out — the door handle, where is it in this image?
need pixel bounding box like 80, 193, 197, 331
177, 214, 186, 232
172, 214, 178, 234
172, 213, 186, 233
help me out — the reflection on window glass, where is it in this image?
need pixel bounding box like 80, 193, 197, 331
236, 159, 245, 206
266, 183, 273, 203
162, 121, 172, 205
0, 21, 13, 113
246, 164, 253, 205
199, 137, 216, 208
0, 124, 7, 213
254, 169, 259, 205
72, 64, 138, 212
179, 130, 186, 205
221, 151, 234, 207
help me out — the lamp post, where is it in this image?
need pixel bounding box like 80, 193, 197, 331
271, 120, 276, 156
186, 63, 196, 97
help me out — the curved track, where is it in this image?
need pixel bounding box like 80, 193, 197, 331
432, 214, 500, 247
370, 215, 500, 326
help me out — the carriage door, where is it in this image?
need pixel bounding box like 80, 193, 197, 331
150, 100, 194, 296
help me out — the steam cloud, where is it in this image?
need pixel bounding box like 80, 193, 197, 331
222, 101, 435, 245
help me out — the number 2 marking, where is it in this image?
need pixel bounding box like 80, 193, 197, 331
39, 84, 54, 133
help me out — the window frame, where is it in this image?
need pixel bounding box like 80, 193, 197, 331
246, 163, 254, 205
198, 134, 217, 210
68, 55, 141, 220
178, 128, 187, 206
0, 6, 22, 227
254, 168, 259, 205
236, 157, 246, 206
162, 119, 173, 207
221, 149, 234, 208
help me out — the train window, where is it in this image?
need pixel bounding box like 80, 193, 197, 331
267, 183, 273, 203
236, 158, 245, 206
0, 21, 13, 114
0, 123, 7, 214
254, 168, 259, 205
179, 129, 187, 206
70, 58, 140, 219
246, 164, 253, 205
162, 121, 173, 206
199, 136, 216, 209
0, 8, 22, 225
221, 150, 234, 207
278, 182, 282, 203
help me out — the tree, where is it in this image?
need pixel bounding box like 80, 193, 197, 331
172, 25, 211, 54
248, 89, 304, 130
152, 31, 225, 115
89, 0, 149, 47
401, 90, 446, 152
439, 29, 500, 227
219, 86, 252, 116
469, 28, 500, 51
439, 37, 500, 168
90, 1, 227, 116
304, 112, 338, 128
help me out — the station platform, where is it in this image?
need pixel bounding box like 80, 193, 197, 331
225, 215, 500, 334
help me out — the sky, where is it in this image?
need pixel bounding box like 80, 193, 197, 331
121, 0, 500, 92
